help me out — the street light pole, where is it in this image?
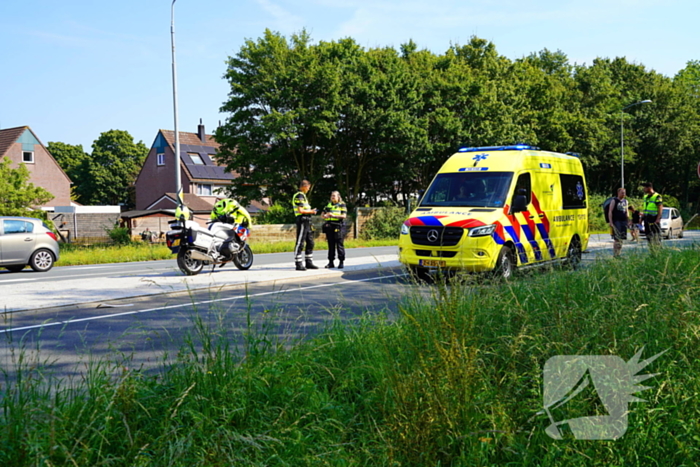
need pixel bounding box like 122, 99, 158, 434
620, 99, 652, 190
171, 0, 181, 197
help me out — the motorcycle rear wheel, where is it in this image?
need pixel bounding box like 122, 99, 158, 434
177, 247, 205, 275
233, 244, 254, 270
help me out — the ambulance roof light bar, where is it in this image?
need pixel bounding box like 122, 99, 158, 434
458, 144, 539, 153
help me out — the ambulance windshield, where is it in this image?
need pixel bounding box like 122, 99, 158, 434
420, 172, 513, 208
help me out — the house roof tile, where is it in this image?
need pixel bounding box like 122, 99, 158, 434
0, 126, 29, 158
160, 130, 220, 149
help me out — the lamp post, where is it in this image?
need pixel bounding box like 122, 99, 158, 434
620, 99, 652, 190
171, 0, 181, 196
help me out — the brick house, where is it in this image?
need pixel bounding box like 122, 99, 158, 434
134, 122, 266, 223
134, 122, 232, 210
0, 126, 72, 207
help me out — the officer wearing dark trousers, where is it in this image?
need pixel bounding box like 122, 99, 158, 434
641, 182, 663, 247
293, 180, 318, 271
322, 191, 347, 269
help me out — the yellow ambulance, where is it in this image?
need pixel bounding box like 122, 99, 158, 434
399, 145, 589, 279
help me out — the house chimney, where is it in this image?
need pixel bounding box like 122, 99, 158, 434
197, 118, 206, 143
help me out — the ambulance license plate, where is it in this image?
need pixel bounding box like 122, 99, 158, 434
420, 259, 446, 268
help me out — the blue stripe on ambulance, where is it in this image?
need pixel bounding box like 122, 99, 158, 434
416, 216, 444, 226
520, 224, 543, 261
536, 224, 557, 258
504, 226, 528, 264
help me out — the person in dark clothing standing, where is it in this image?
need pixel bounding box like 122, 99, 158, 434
641, 182, 663, 247
292, 180, 318, 271
628, 206, 641, 242
322, 191, 347, 269
608, 187, 629, 258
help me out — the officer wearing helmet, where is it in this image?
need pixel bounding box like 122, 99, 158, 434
211, 198, 252, 227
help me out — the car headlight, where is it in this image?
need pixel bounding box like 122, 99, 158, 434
401, 223, 410, 235
468, 224, 497, 237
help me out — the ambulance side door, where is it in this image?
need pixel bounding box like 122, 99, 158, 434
509, 172, 538, 265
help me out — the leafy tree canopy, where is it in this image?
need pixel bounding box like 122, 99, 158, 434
0, 159, 53, 218
216, 30, 700, 212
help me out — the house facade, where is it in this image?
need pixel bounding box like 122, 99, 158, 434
0, 126, 72, 207
134, 122, 236, 211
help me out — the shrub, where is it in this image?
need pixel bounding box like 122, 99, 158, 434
256, 201, 296, 225
361, 207, 406, 240
105, 224, 132, 245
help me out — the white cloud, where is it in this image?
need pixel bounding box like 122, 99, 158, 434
255, 0, 305, 31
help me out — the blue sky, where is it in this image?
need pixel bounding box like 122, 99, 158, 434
1, 0, 698, 152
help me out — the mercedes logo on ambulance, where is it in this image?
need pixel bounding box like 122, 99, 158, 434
427, 229, 440, 243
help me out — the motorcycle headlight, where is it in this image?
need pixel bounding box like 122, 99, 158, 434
468, 224, 497, 237
401, 223, 410, 235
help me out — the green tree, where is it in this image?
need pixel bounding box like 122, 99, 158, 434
46, 141, 89, 202
0, 159, 53, 217
216, 29, 341, 208
78, 130, 148, 206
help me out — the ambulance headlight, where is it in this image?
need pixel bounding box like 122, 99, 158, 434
468, 224, 496, 237
401, 223, 410, 235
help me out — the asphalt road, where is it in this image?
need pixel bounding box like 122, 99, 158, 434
1, 234, 697, 383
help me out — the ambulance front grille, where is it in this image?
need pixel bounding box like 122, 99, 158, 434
409, 226, 464, 247
415, 250, 458, 258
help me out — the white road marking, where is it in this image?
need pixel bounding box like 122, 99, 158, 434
0, 273, 407, 334
0, 278, 38, 283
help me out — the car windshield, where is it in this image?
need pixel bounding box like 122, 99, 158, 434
420, 172, 514, 208
662, 209, 670, 219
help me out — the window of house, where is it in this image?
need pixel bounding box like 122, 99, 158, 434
22, 151, 34, 163
197, 184, 212, 196
560, 174, 586, 209
189, 153, 204, 165
157, 153, 165, 166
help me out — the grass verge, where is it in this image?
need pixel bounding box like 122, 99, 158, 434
2, 247, 699, 465
55, 239, 397, 266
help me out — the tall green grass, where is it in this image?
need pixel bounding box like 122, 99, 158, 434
2, 247, 699, 465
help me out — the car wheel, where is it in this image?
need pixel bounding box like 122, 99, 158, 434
30, 249, 55, 272
666, 228, 672, 240
678, 229, 684, 238
494, 246, 515, 279
5, 265, 26, 273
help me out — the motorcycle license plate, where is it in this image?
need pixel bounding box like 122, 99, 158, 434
420, 259, 446, 268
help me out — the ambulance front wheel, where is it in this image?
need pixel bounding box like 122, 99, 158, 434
494, 246, 515, 279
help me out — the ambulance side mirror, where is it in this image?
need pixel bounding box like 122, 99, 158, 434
511, 190, 528, 213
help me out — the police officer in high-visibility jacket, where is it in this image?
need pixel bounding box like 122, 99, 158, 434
211, 198, 252, 228
322, 191, 347, 269
641, 182, 663, 246
292, 180, 318, 271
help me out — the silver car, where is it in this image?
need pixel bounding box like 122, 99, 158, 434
0, 217, 60, 272
660, 207, 684, 239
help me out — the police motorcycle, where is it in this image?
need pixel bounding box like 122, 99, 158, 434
165, 205, 254, 276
